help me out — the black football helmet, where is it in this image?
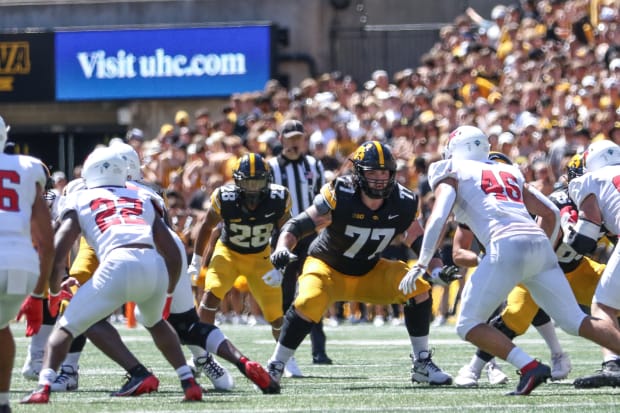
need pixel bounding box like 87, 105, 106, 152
232, 153, 271, 209
351, 141, 397, 199
566, 153, 584, 182
488, 151, 512, 165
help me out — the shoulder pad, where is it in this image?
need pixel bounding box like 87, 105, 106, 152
428, 159, 456, 190
568, 175, 592, 208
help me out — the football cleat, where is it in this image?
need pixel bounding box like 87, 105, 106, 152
0, 403, 11, 413
454, 364, 480, 387
507, 360, 550, 396
312, 353, 333, 365
111, 372, 159, 396
21, 348, 44, 381
411, 351, 453, 385
240, 358, 280, 394
20, 384, 51, 404
573, 360, 620, 388
193, 353, 234, 391
284, 357, 303, 378
486, 360, 509, 385
181, 377, 203, 402
550, 352, 572, 381
50, 365, 79, 392
266, 360, 285, 385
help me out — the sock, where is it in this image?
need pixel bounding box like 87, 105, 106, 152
409, 335, 429, 360
128, 364, 149, 378
31, 325, 53, 351
205, 328, 226, 354
0, 392, 8, 405
176, 365, 194, 381
270, 342, 296, 365
62, 352, 81, 371
534, 321, 563, 355
506, 347, 534, 370
470, 354, 487, 375
39, 368, 57, 386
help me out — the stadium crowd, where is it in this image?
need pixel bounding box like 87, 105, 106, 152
1, 0, 620, 409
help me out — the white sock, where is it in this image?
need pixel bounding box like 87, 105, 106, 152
506, 347, 534, 370
270, 343, 295, 364
31, 325, 53, 351
62, 352, 81, 370
409, 336, 429, 360
535, 321, 563, 355
39, 368, 57, 386
176, 365, 193, 381
470, 354, 486, 374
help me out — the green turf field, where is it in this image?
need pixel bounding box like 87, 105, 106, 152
8, 320, 620, 412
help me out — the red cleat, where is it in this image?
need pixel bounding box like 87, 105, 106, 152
21, 384, 51, 404
111, 373, 159, 397
241, 358, 281, 394
181, 377, 202, 401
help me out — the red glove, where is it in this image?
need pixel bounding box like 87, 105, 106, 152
48, 290, 74, 318
560, 206, 578, 224
16, 295, 44, 337
162, 293, 173, 320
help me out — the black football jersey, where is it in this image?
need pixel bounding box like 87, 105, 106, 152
309, 176, 418, 275
549, 187, 583, 273
211, 183, 291, 254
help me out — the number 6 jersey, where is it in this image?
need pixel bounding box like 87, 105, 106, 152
59, 186, 158, 261
428, 159, 546, 248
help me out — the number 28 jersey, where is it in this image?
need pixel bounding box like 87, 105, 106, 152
60, 186, 158, 262
309, 176, 418, 276
428, 159, 546, 248
210, 183, 291, 254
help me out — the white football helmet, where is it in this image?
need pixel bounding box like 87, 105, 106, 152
0, 115, 9, 151
110, 140, 142, 181
583, 140, 620, 172
444, 125, 490, 161
82, 146, 127, 189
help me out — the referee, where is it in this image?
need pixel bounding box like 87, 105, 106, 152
269, 119, 332, 367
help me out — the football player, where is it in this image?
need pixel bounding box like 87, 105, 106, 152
188, 153, 291, 367
0, 115, 55, 413
567, 140, 620, 388
411, 125, 620, 395
266, 141, 455, 390
21, 146, 202, 403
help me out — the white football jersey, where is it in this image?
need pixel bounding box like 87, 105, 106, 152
60, 186, 158, 262
569, 164, 620, 235
0, 153, 47, 272
428, 158, 545, 247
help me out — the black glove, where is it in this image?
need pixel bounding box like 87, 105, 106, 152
426, 265, 462, 287
270, 248, 298, 271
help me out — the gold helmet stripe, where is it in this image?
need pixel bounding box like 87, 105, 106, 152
249, 153, 256, 177
373, 141, 385, 167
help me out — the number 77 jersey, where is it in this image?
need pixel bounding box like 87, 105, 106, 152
428, 159, 546, 249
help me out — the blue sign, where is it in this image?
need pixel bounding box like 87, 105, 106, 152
55, 25, 272, 100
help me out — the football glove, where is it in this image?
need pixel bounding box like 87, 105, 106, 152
270, 248, 298, 272
187, 254, 202, 282
16, 294, 44, 337
48, 289, 74, 318
399, 264, 426, 295
262, 268, 284, 287
427, 265, 461, 287
162, 293, 173, 320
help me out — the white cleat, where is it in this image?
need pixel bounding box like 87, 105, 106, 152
21, 348, 44, 381
454, 364, 480, 387
486, 360, 509, 385
411, 351, 452, 385
50, 365, 79, 392
551, 352, 572, 381
284, 357, 303, 378
193, 353, 234, 391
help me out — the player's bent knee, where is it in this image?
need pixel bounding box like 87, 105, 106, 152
456, 318, 478, 340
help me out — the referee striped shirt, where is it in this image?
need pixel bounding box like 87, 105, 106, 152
269, 154, 325, 216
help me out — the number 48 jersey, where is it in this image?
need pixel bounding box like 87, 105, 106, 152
210, 183, 291, 254
428, 159, 546, 248
59, 186, 158, 261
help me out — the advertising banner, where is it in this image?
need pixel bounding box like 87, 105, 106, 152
0, 32, 55, 102
55, 25, 272, 100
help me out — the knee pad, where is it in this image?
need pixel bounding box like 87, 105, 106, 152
490, 314, 518, 340
167, 309, 217, 346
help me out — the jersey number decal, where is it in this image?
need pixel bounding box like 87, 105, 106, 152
91, 197, 146, 232
343, 226, 395, 260
229, 223, 273, 248
481, 170, 522, 202
0, 170, 20, 212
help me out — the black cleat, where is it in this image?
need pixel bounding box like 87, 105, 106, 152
574, 360, 620, 389
312, 353, 333, 365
